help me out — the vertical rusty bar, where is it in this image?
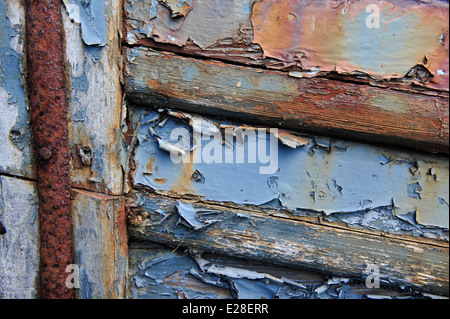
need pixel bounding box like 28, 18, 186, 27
24, 0, 74, 299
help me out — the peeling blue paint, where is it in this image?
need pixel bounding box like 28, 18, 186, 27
407, 182, 422, 199
74, 250, 93, 299
84, 45, 102, 62
128, 242, 432, 299
0, 1, 25, 105
90, 145, 104, 183
0, 0, 33, 175
71, 57, 90, 93
131, 108, 449, 229
63, 0, 108, 46
80, 269, 93, 299
72, 108, 87, 122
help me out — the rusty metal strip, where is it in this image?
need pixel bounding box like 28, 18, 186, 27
24, 0, 74, 299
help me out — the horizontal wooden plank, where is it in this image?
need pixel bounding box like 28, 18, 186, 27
128, 241, 433, 299
127, 194, 449, 295
128, 108, 449, 233
124, 0, 449, 91
124, 47, 449, 153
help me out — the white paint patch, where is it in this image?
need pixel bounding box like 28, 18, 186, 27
0, 86, 24, 174
0, 176, 39, 298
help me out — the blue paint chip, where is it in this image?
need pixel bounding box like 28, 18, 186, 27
407, 182, 422, 199
63, 0, 108, 46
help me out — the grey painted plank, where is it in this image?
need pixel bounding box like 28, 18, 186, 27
0, 176, 39, 299
0, 0, 35, 179
127, 194, 449, 295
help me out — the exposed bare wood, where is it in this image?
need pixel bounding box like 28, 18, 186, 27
63, 0, 124, 195
124, 47, 449, 153
0, 176, 39, 298
71, 188, 128, 299
127, 193, 449, 296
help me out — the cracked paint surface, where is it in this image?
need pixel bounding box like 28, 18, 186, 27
62, 0, 108, 46
125, 0, 253, 49
124, 0, 449, 91
129, 108, 449, 231
122, 0, 449, 299
127, 193, 449, 295
128, 241, 444, 299
0, 0, 34, 179
251, 0, 449, 90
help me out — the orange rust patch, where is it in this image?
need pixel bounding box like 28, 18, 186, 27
251, 0, 300, 61
251, 0, 449, 90
147, 79, 162, 89
170, 151, 196, 195
146, 157, 156, 171
154, 177, 167, 184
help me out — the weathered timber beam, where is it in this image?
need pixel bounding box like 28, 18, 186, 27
62, 0, 124, 195
0, 176, 39, 298
127, 194, 449, 296
124, 47, 449, 154
124, 0, 449, 91
71, 188, 128, 299
129, 108, 449, 232
128, 241, 427, 299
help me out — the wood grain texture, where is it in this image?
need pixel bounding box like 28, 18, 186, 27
63, 0, 124, 195
71, 188, 128, 299
127, 194, 449, 295
0, 176, 39, 299
124, 47, 449, 153
0, 0, 35, 180
124, 0, 449, 91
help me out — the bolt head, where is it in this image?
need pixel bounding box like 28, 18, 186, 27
39, 147, 52, 160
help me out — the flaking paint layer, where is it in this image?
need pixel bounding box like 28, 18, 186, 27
130, 108, 449, 231
0, 176, 39, 298
0, 0, 34, 179
62, 0, 108, 46
251, 0, 449, 90
125, 0, 449, 91
125, 0, 254, 49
